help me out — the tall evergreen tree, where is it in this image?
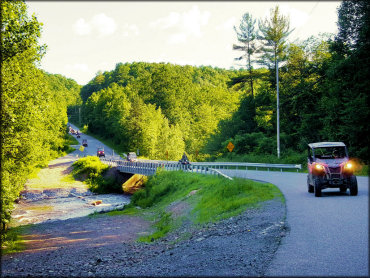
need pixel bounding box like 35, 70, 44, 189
233, 12, 259, 98
258, 6, 292, 71
258, 5, 292, 158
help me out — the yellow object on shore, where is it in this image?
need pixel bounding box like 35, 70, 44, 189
122, 174, 148, 194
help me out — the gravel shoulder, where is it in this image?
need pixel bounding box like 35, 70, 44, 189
2, 198, 287, 277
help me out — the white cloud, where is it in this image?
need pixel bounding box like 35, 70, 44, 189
122, 23, 140, 37
92, 13, 117, 37
150, 12, 180, 29
150, 5, 211, 44
279, 4, 309, 29
73, 18, 91, 35
65, 63, 89, 72
73, 13, 117, 37
168, 33, 187, 44
182, 5, 211, 37
216, 17, 237, 31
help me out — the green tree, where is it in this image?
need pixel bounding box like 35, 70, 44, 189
258, 6, 292, 71
258, 5, 292, 158
1, 0, 46, 62
324, 0, 370, 161
1, 0, 77, 229
233, 12, 259, 98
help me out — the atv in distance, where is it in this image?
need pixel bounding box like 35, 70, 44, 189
97, 147, 105, 157
82, 139, 88, 147
307, 142, 358, 197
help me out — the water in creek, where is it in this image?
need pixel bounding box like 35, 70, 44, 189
10, 192, 131, 227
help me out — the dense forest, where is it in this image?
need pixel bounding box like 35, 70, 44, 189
74, 2, 369, 164
1, 0, 369, 228
1, 0, 82, 228
77, 63, 245, 160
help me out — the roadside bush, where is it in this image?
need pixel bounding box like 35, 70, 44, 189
72, 156, 120, 193
72, 156, 109, 179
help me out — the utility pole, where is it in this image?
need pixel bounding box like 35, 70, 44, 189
78, 107, 81, 126
276, 58, 280, 159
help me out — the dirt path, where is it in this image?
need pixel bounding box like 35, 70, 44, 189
18, 214, 152, 253
23, 151, 85, 192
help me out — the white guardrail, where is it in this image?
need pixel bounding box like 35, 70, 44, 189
100, 158, 302, 180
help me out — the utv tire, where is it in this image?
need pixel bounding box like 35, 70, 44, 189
314, 178, 322, 197
349, 176, 358, 196
307, 176, 314, 193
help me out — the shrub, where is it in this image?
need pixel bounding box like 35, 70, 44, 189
72, 156, 120, 193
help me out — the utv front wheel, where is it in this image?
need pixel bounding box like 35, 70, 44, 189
307, 176, 314, 193
314, 178, 322, 197
349, 176, 358, 196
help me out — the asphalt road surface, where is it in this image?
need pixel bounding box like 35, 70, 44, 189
220, 169, 369, 277
69, 123, 122, 159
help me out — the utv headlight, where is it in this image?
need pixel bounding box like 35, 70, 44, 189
344, 162, 353, 170
313, 163, 326, 176
343, 162, 354, 174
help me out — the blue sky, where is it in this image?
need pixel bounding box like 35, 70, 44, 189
27, 1, 341, 85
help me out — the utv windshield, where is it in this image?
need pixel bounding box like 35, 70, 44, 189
313, 146, 346, 159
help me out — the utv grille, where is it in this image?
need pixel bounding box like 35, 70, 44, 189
329, 167, 341, 174
330, 173, 341, 179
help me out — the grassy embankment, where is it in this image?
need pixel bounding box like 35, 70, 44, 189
101, 169, 284, 243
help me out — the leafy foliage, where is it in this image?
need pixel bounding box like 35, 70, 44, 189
77, 63, 243, 161
207, 3, 369, 164
1, 0, 81, 230
71, 156, 122, 193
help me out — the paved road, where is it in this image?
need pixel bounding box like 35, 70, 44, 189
220, 169, 369, 277
69, 123, 122, 159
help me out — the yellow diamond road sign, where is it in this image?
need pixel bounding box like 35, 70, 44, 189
79, 145, 85, 152
227, 142, 234, 152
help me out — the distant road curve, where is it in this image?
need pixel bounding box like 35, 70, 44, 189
220, 169, 369, 277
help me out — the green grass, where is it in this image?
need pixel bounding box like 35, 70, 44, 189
112, 170, 284, 242
1, 225, 32, 255
354, 164, 369, 176
137, 212, 172, 242
60, 173, 77, 183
